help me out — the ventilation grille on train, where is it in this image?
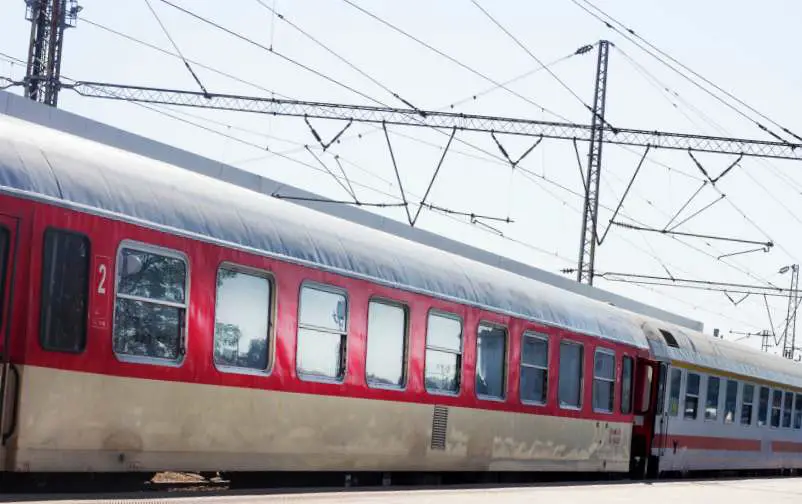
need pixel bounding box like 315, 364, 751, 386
431, 405, 449, 450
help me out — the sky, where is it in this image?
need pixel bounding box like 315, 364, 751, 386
2, 0, 802, 357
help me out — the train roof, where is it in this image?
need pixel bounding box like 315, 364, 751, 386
2, 96, 802, 390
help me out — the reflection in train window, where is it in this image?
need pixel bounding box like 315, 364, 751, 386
621, 356, 634, 414
213, 266, 271, 372
723, 380, 737, 424
782, 391, 793, 428
684, 373, 700, 420
521, 332, 548, 405
40, 229, 90, 353
592, 349, 615, 413
771, 389, 782, 428
296, 284, 348, 381
757, 386, 770, 426
475, 323, 507, 400
705, 376, 720, 420
794, 394, 802, 430
366, 300, 407, 389
425, 311, 463, 394
113, 245, 187, 362
667, 368, 682, 417
741, 384, 755, 425
558, 341, 583, 409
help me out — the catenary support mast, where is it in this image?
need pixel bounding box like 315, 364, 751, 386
577, 40, 611, 285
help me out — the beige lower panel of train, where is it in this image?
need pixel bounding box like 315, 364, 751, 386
6, 365, 631, 473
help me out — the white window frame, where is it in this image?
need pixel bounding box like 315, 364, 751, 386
782, 390, 794, 429
704, 375, 721, 422
475, 321, 508, 401
771, 388, 783, 429
112, 240, 190, 367
666, 367, 683, 417
295, 281, 349, 383
723, 379, 738, 424
684, 372, 701, 420
520, 331, 549, 406
740, 382, 755, 426
794, 393, 802, 430
365, 297, 408, 390
592, 348, 616, 414
558, 340, 584, 411
212, 262, 274, 376
424, 309, 463, 396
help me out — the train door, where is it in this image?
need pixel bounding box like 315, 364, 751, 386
630, 358, 663, 478
0, 215, 20, 472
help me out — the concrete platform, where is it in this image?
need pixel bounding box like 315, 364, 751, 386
7, 478, 802, 504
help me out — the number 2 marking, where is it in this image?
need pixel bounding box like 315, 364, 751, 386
97, 263, 108, 295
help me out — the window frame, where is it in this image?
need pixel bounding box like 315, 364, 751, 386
684, 372, 701, 420
723, 379, 738, 424
558, 339, 584, 411
666, 367, 683, 417
520, 331, 549, 406
704, 375, 721, 422
782, 390, 794, 429
757, 386, 771, 426
295, 280, 349, 384
365, 296, 409, 391
111, 240, 190, 367
39, 227, 91, 354
212, 261, 275, 376
740, 382, 755, 426
794, 393, 802, 430
474, 321, 508, 401
424, 309, 464, 396
592, 347, 616, 414
620, 356, 635, 415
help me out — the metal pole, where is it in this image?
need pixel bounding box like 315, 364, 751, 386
577, 40, 611, 285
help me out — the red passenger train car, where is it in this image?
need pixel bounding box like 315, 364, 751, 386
0, 105, 800, 483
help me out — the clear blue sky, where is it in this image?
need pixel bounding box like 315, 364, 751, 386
2, 0, 802, 355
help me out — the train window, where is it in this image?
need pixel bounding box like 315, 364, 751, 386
366, 299, 407, 389
558, 341, 583, 409
782, 391, 793, 428
213, 265, 271, 372
655, 364, 667, 415
667, 368, 682, 417
794, 394, 802, 430
771, 389, 782, 428
520, 332, 548, 405
723, 379, 737, 424
39, 229, 90, 353
659, 329, 679, 348
684, 373, 700, 420
475, 323, 507, 400
705, 376, 720, 421
741, 384, 755, 425
757, 386, 770, 426
296, 284, 348, 381
0, 227, 7, 329
592, 349, 615, 413
113, 245, 188, 362
424, 311, 463, 394
620, 356, 634, 414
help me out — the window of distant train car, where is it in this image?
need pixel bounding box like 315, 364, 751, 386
740, 383, 755, 425
683, 373, 700, 420
592, 349, 615, 413
40, 229, 90, 353
558, 341, 584, 409
667, 368, 682, 417
771, 389, 783, 428
0, 227, 7, 330
213, 265, 272, 373
520, 332, 549, 405
296, 283, 348, 382
112, 244, 188, 362
705, 376, 720, 421
723, 379, 738, 424
621, 356, 634, 414
794, 394, 802, 430
475, 323, 507, 400
366, 299, 407, 389
425, 311, 463, 394
782, 391, 794, 428
757, 386, 770, 426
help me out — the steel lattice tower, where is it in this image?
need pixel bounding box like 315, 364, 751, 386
24, 0, 81, 107
576, 40, 611, 285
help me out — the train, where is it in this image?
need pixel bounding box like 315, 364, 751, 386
0, 105, 801, 485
